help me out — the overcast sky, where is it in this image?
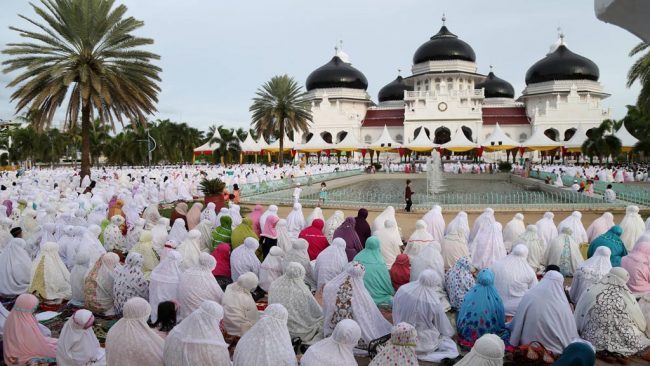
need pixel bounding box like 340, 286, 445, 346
0, 0, 643, 132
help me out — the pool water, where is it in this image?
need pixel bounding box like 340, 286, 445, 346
342, 177, 525, 195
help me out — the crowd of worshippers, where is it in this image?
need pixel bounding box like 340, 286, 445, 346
528, 163, 650, 183
2, 196, 650, 365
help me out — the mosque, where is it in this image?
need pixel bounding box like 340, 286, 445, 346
299, 17, 610, 151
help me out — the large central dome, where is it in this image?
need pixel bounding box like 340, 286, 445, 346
525, 43, 599, 85
413, 24, 476, 64
305, 56, 368, 91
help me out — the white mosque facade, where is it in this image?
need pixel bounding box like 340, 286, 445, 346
298, 19, 610, 154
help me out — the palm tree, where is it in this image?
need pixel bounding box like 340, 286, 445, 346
210, 126, 241, 164
250, 75, 312, 166
582, 120, 622, 164
2, 0, 161, 179
628, 42, 650, 113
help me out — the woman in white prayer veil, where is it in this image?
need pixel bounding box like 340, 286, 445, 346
0, 238, 32, 297
469, 208, 494, 242
230, 237, 261, 281
162, 301, 230, 366
314, 237, 348, 291
56, 309, 106, 366
283, 238, 316, 288
489, 244, 538, 317
306, 206, 326, 227
545, 227, 584, 276
587, 212, 615, 243
141, 204, 162, 230
85, 253, 120, 316
69, 250, 90, 306
374, 219, 403, 269
441, 227, 470, 270
512, 225, 546, 273
509, 270, 579, 355
535, 211, 558, 248
286, 203, 305, 238
151, 218, 170, 254
176, 229, 202, 271
29, 241, 71, 302
230, 203, 243, 228
372, 206, 396, 233
194, 220, 214, 253
324, 210, 345, 243
322, 262, 392, 347
87, 205, 107, 227
558, 211, 588, 246
258, 246, 285, 292
569, 246, 612, 304
259, 205, 279, 233
276, 218, 293, 252
269, 262, 324, 345
105, 297, 164, 366
502, 213, 525, 252
620, 205, 646, 250
103, 215, 125, 252
82, 225, 106, 266
149, 250, 181, 323
392, 269, 459, 362
575, 267, 650, 356
222, 272, 260, 337
177, 253, 224, 320
300, 319, 361, 366
421, 204, 445, 242
454, 333, 505, 366
404, 220, 435, 257
199, 202, 218, 227
167, 218, 188, 247
446, 211, 470, 240
232, 303, 297, 366
215, 207, 230, 225
410, 240, 445, 281
469, 220, 506, 270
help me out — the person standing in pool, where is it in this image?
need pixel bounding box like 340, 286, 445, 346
405, 179, 414, 213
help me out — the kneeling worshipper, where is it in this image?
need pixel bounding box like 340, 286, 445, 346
453, 333, 505, 366
258, 246, 285, 292
211, 243, 232, 289
353, 236, 394, 305
314, 237, 348, 291
322, 262, 392, 348
457, 269, 510, 348
248, 204, 264, 236
373, 219, 402, 268
620, 205, 646, 250
446, 211, 470, 240
103, 215, 126, 252
211, 215, 233, 249
105, 297, 164, 366
130, 230, 160, 278
233, 303, 297, 366
268, 262, 324, 345
545, 227, 584, 277
170, 202, 188, 229
587, 225, 628, 267
586, 212, 615, 243
113, 252, 149, 315
300, 319, 361, 366
575, 267, 650, 357
0, 237, 32, 297
621, 241, 650, 295
149, 250, 182, 323
84, 252, 120, 316
177, 229, 202, 271
286, 203, 306, 238
536, 211, 558, 247
389, 253, 411, 291
4, 294, 57, 364
368, 322, 419, 366
509, 270, 579, 356
56, 309, 106, 366
441, 227, 470, 270
230, 237, 261, 281
29, 241, 71, 303
324, 210, 345, 243
469, 219, 506, 269
469, 208, 495, 242
513, 225, 546, 273
354, 208, 372, 246
551, 341, 596, 366
185, 202, 203, 230
422, 204, 445, 242
259, 205, 279, 234
283, 238, 316, 288
230, 217, 257, 250
502, 213, 526, 252
69, 250, 91, 306
445, 256, 476, 310
167, 218, 188, 248
393, 270, 459, 362
569, 246, 612, 304
162, 301, 230, 366
222, 272, 260, 337
557, 211, 589, 249
410, 241, 445, 284
300, 218, 329, 260
333, 217, 363, 261
275, 219, 293, 254
177, 252, 224, 320
404, 220, 435, 257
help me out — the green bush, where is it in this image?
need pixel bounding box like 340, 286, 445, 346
497, 161, 512, 172
199, 177, 226, 196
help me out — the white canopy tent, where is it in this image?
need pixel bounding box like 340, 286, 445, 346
369, 125, 401, 152
294, 132, 333, 153
481, 123, 520, 151
265, 132, 296, 152
564, 124, 589, 152
614, 122, 639, 152
193, 128, 222, 156
521, 127, 562, 152
239, 133, 263, 153
595, 0, 650, 42
334, 132, 367, 152
406, 129, 437, 152
440, 128, 477, 152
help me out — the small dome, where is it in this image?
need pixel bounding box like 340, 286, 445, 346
378, 75, 414, 102
306, 56, 368, 91
413, 24, 476, 64
525, 43, 599, 85
476, 71, 515, 99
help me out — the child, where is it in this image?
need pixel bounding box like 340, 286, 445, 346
232, 184, 241, 204
292, 183, 302, 204
319, 182, 328, 206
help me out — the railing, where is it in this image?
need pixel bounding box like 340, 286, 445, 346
239, 169, 364, 196
405, 89, 484, 99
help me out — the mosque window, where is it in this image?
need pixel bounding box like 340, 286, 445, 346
519, 133, 528, 142
364, 135, 372, 144
395, 134, 403, 144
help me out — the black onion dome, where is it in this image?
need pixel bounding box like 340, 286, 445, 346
476, 71, 515, 98
305, 56, 368, 91
378, 75, 414, 102
525, 45, 599, 85
413, 25, 476, 64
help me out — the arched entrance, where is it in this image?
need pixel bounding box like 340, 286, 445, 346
564, 128, 577, 141
461, 126, 473, 141
303, 132, 313, 143
433, 127, 451, 144
320, 132, 333, 144
336, 131, 348, 143
544, 128, 559, 142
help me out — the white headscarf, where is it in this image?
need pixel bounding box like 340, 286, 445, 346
258, 246, 285, 292
105, 297, 164, 366
557, 211, 588, 244
69, 250, 90, 306
367, 322, 419, 366
113, 252, 149, 314
283, 238, 316, 288
509, 270, 579, 354
276, 218, 293, 252
306, 207, 326, 227
84, 253, 120, 316
199, 202, 218, 227
232, 303, 297, 366
286, 203, 305, 238
259, 205, 279, 233
151, 218, 170, 253
586, 212, 615, 243
441, 227, 470, 271
162, 301, 230, 366
410, 242, 446, 288
446, 211, 470, 241
374, 219, 402, 269
230, 204, 243, 228
404, 220, 435, 257
535, 212, 557, 248
454, 334, 505, 366
314, 237, 348, 290
230, 237, 261, 281
620, 205, 645, 250
469, 220, 506, 270
177, 253, 223, 320
421, 205, 445, 242
30, 241, 71, 301
502, 213, 525, 251
489, 244, 538, 316
149, 250, 181, 323
469, 208, 494, 242
300, 319, 360, 366
142, 204, 162, 230
103, 215, 125, 252
512, 225, 546, 273
324, 210, 345, 243
545, 227, 584, 276
222, 272, 260, 337
167, 218, 188, 246
176, 230, 202, 271
0, 238, 32, 296
372, 206, 396, 233
56, 309, 105, 366
569, 246, 612, 304
81, 225, 106, 266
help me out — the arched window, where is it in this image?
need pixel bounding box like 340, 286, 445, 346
336, 131, 348, 143
395, 134, 404, 144
320, 132, 333, 144
434, 127, 451, 144
364, 135, 372, 144
519, 133, 528, 142
461, 126, 473, 141
544, 128, 559, 142
564, 128, 577, 141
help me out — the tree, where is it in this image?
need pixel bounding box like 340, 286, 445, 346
210, 126, 241, 164
582, 119, 622, 164
250, 75, 312, 167
628, 43, 650, 113
2, 0, 161, 179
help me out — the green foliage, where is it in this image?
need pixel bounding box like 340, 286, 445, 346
199, 177, 226, 196
208, 125, 242, 164
628, 43, 650, 114
581, 120, 622, 163
497, 161, 512, 172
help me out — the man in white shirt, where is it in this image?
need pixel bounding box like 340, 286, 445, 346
292, 183, 302, 204
604, 184, 616, 203
571, 180, 580, 192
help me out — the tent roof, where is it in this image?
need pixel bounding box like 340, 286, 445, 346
335, 132, 367, 152
265, 133, 296, 152
521, 127, 561, 151
369, 125, 400, 151
193, 128, 222, 153
406, 129, 437, 152
440, 128, 478, 152
240, 133, 262, 153
564, 124, 588, 152
615, 122, 639, 151
481, 123, 519, 151
295, 132, 333, 153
